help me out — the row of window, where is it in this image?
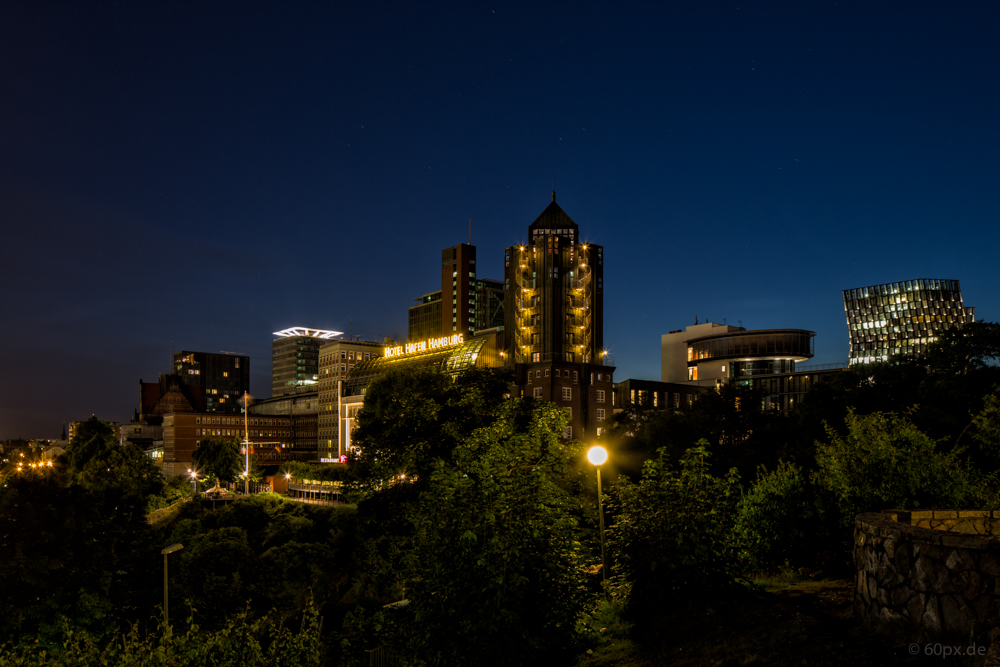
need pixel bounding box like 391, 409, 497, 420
196, 428, 289, 438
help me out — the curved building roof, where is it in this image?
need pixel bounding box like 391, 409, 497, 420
686, 328, 815, 364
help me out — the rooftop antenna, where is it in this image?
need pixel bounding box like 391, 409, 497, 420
695, 315, 699, 325
552, 172, 556, 202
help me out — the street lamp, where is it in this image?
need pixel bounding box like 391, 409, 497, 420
587, 445, 608, 582
188, 469, 198, 495
241, 392, 251, 495
161, 543, 184, 632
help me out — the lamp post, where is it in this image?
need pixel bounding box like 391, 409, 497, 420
241, 392, 251, 495
587, 445, 609, 582
161, 543, 184, 632
188, 469, 198, 495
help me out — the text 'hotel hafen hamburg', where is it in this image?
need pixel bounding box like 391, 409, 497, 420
843, 279, 974, 365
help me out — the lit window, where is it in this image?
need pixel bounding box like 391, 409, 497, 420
223, 372, 228, 378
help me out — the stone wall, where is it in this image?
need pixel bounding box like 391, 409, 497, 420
855, 510, 1000, 640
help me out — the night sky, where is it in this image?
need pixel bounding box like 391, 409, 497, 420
2, 2, 998, 439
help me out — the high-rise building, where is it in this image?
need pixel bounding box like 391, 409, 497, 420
503, 193, 614, 440
442, 243, 477, 336
407, 243, 505, 343
173, 351, 250, 414
272, 327, 344, 397
503, 192, 605, 365
843, 279, 975, 365
317, 339, 384, 461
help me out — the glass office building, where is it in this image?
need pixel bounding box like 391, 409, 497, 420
843, 279, 975, 366
272, 327, 343, 397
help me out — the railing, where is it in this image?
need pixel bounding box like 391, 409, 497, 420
795, 362, 848, 372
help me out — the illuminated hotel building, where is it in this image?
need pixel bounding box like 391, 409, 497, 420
271, 327, 343, 397
317, 339, 384, 462
843, 279, 975, 365
173, 350, 249, 414
337, 332, 505, 458
503, 192, 614, 439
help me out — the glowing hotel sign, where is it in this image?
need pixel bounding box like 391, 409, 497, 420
385, 334, 464, 358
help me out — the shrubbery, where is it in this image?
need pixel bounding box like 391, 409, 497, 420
733, 460, 818, 573
609, 442, 743, 621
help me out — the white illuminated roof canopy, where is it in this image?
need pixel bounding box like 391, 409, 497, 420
273, 327, 344, 339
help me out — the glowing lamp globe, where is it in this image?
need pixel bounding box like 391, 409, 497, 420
587, 445, 608, 466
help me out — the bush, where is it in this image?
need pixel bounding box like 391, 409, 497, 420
815, 409, 997, 526
733, 460, 817, 573
609, 442, 742, 621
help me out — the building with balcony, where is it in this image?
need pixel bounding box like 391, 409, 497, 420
843, 279, 975, 365
501, 192, 613, 440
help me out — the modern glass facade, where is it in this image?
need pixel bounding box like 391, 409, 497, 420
843, 279, 975, 365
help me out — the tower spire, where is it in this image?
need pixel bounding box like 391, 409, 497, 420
552, 172, 556, 202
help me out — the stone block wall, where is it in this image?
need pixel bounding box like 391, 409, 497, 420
855, 510, 1000, 640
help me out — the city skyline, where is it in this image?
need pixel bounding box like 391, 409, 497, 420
2, 2, 998, 438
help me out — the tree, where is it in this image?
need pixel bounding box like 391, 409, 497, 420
349, 367, 513, 491
192, 437, 242, 487
347, 368, 592, 664
398, 399, 590, 666
66, 416, 163, 498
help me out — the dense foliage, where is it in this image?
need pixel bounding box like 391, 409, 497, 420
815, 409, 998, 526
609, 443, 742, 622
0, 601, 323, 667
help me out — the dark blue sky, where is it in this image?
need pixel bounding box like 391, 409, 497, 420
2, 2, 998, 439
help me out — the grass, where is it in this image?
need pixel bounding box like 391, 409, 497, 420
576, 575, 991, 666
